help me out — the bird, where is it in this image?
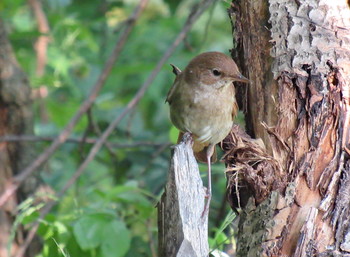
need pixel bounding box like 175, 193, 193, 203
166, 51, 249, 216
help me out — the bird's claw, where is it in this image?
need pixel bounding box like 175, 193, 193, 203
182, 132, 194, 146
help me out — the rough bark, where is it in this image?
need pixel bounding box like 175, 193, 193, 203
158, 134, 209, 257
0, 19, 39, 257
226, 0, 350, 256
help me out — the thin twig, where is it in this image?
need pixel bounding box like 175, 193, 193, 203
87, 109, 118, 160
28, 0, 50, 122
0, 135, 168, 148
27, 0, 50, 76
15, 0, 216, 255
78, 110, 93, 161
199, 0, 217, 52
0, 0, 148, 208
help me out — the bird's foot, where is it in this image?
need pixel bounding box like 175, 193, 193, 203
181, 132, 194, 146
201, 187, 211, 218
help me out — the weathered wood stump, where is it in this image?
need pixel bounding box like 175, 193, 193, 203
158, 135, 209, 257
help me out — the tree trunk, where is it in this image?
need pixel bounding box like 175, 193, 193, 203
0, 19, 39, 257
226, 0, 350, 256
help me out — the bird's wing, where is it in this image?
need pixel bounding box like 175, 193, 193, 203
165, 80, 178, 104
232, 98, 238, 120
165, 64, 182, 104
231, 85, 239, 120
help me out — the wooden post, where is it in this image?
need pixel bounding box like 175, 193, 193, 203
158, 135, 209, 257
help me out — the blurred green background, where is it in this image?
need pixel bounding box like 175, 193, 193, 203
2, 0, 237, 256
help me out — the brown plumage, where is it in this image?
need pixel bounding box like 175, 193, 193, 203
166, 51, 249, 215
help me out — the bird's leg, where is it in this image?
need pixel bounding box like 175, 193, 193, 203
202, 144, 215, 218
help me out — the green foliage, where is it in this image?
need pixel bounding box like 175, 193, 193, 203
26, 181, 156, 257
3, 0, 236, 256
73, 213, 131, 256
209, 211, 236, 252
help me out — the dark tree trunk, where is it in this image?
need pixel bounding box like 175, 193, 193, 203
226, 0, 350, 256
0, 19, 39, 257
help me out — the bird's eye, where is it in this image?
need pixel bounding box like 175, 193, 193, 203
212, 69, 221, 76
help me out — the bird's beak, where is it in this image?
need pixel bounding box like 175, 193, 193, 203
232, 73, 249, 83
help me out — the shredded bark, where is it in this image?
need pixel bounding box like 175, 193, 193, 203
221, 124, 286, 209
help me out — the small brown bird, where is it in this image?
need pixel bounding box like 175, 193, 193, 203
166, 51, 249, 216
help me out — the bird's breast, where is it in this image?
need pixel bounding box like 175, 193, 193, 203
169, 82, 236, 145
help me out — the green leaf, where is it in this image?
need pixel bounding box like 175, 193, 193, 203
169, 125, 179, 144
73, 214, 111, 250
209, 211, 236, 250
100, 220, 131, 257
21, 210, 39, 225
